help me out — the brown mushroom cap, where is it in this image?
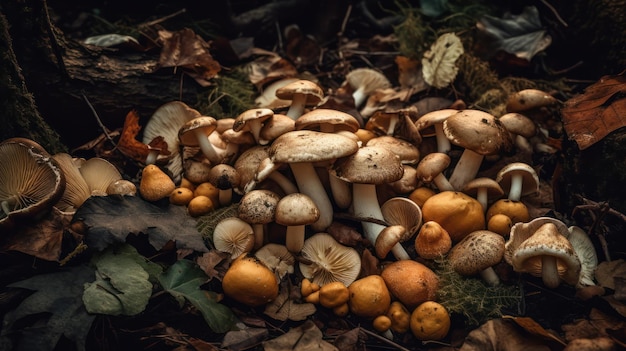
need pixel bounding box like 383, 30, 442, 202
448, 230, 505, 276
275, 193, 320, 226
258, 113, 295, 145
208, 164, 240, 190
504, 216, 571, 265
275, 79, 324, 105
375, 225, 407, 259
421, 191, 485, 242
269, 130, 359, 163
380, 260, 439, 309
178, 116, 218, 146
299, 233, 361, 287
238, 189, 280, 225
415, 153, 451, 183
366, 135, 420, 165
498, 113, 537, 138
414, 221, 452, 259
232, 108, 274, 143
0, 138, 65, 228
462, 177, 504, 211
443, 109, 513, 155
381, 197, 423, 239
331, 145, 404, 185
295, 108, 360, 133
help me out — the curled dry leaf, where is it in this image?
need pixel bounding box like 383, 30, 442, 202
421, 32, 464, 88
264, 284, 316, 322
116, 110, 170, 163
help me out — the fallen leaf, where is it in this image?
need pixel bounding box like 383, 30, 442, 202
0, 265, 96, 351
246, 49, 298, 90
158, 28, 221, 86
83, 245, 154, 316
262, 320, 338, 351
264, 284, 316, 321
561, 73, 626, 150
196, 250, 231, 281
503, 315, 566, 346
594, 259, 626, 290
332, 327, 360, 351
326, 222, 363, 247
159, 259, 238, 333
459, 318, 555, 351
422, 32, 464, 88
116, 110, 169, 163
221, 328, 268, 351
476, 6, 552, 62
73, 195, 208, 252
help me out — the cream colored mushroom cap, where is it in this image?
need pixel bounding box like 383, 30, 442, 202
295, 108, 360, 132
232, 108, 274, 132
415, 109, 457, 130
448, 230, 505, 276
299, 233, 361, 287
331, 145, 404, 184
505, 216, 571, 264
366, 135, 420, 165
415, 153, 451, 182
275, 80, 324, 105
442, 109, 513, 155
462, 177, 504, 199
496, 162, 539, 198
269, 130, 359, 163
275, 193, 320, 226
178, 116, 218, 146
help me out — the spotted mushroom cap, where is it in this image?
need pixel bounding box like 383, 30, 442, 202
331, 145, 404, 185
448, 230, 505, 276
269, 130, 359, 163
442, 109, 513, 155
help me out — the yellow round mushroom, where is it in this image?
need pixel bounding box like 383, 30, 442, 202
410, 301, 451, 341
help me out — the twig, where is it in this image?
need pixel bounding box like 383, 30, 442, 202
338, 4, 352, 37
138, 8, 187, 28
42, 0, 68, 80
359, 327, 412, 351
538, 0, 568, 27
82, 92, 116, 146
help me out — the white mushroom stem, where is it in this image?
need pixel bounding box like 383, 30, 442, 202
433, 173, 455, 192
1, 200, 11, 216
434, 123, 452, 153
448, 149, 484, 191
247, 121, 264, 144
475, 187, 489, 212
507, 173, 524, 201
194, 130, 224, 164
352, 183, 410, 260
386, 116, 399, 135
285, 225, 306, 253
289, 162, 334, 232
145, 149, 160, 165
542, 255, 560, 288
329, 173, 352, 209
285, 94, 307, 120
479, 267, 500, 286
245, 163, 299, 195
352, 86, 368, 108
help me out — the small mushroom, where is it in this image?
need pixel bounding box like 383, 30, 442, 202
234, 146, 298, 195
106, 179, 137, 196
347, 274, 392, 318
275, 192, 320, 253
498, 112, 537, 153
232, 108, 274, 144
208, 164, 240, 207
462, 177, 504, 212
52, 153, 91, 211
415, 153, 454, 192
79, 157, 123, 195
295, 108, 360, 133
506, 89, 558, 113
486, 199, 530, 225
410, 301, 451, 341
505, 217, 581, 288
275, 79, 324, 119
567, 225, 598, 287
443, 109, 513, 190
238, 189, 280, 249
387, 301, 411, 334
318, 281, 350, 309
381, 197, 423, 238
375, 225, 407, 259
344, 68, 391, 108
212, 217, 255, 259
415, 108, 457, 153
447, 230, 505, 286
178, 116, 225, 164
496, 162, 539, 201
299, 233, 361, 287
414, 221, 452, 259
139, 164, 176, 202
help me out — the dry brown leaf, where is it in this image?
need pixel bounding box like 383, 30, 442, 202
562, 73, 626, 150
116, 110, 169, 163
247, 49, 299, 90
262, 320, 338, 351
326, 222, 363, 246
396, 55, 428, 96
221, 328, 268, 351
264, 284, 316, 322
158, 28, 221, 86
196, 250, 231, 281
504, 316, 566, 346
459, 318, 556, 351
595, 259, 626, 290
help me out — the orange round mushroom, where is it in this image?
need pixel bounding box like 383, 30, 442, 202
421, 191, 485, 242
348, 275, 391, 318
486, 199, 530, 224
380, 260, 439, 309
410, 301, 451, 341
222, 254, 279, 307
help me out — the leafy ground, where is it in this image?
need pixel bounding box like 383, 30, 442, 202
1, 1, 626, 351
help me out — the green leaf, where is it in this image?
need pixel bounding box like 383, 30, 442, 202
82, 245, 156, 316
0, 265, 96, 351
159, 259, 238, 333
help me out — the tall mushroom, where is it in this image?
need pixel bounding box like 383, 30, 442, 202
496, 162, 539, 202
257, 130, 359, 232
443, 109, 513, 190
415, 153, 454, 192
275, 193, 320, 253
275, 79, 324, 120
178, 116, 225, 165
330, 145, 408, 259
415, 109, 457, 153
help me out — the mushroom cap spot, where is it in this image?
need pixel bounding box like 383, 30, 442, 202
421, 191, 485, 242
380, 260, 439, 309
442, 109, 513, 155
331, 145, 404, 184
415, 153, 451, 182
178, 116, 218, 146
238, 189, 281, 224
448, 230, 505, 275
298, 233, 361, 287
496, 162, 539, 197
0, 138, 65, 228
295, 108, 360, 132
269, 130, 359, 163
275, 193, 320, 226
509, 222, 581, 286
366, 135, 420, 164
275, 80, 324, 104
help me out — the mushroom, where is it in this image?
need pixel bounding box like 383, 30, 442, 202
275, 79, 324, 120
187, 195, 215, 217
257, 130, 359, 231
232, 108, 274, 144
414, 108, 457, 153
183, 159, 212, 184
255, 77, 300, 109
299, 233, 361, 287
347, 274, 392, 318
442, 109, 513, 190
414, 221, 452, 259
462, 177, 504, 212
258, 113, 295, 145
447, 230, 506, 286
178, 116, 225, 165
238, 189, 280, 249
142, 101, 201, 182
505, 217, 581, 288
506, 89, 558, 113
389, 165, 418, 195
421, 191, 485, 243
366, 135, 420, 165
318, 281, 350, 309
567, 225, 598, 287
222, 254, 279, 307
106, 180, 137, 196
79, 157, 123, 195
208, 164, 240, 207
410, 301, 451, 341
498, 112, 537, 153
380, 197, 423, 238
275, 192, 320, 253
344, 68, 391, 108
169, 187, 194, 206
375, 225, 407, 259
294, 108, 360, 133
0, 138, 65, 230
139, 164, 176, 202
415, 152, 454, 192
487, 213, 513, 237
486, 199, 530, 225
52, 153, 91, 211
496, 162, 539, 201
254, 243, 295, 280
330, 145, 408, 259
234, 146, 298, 196
387, 301, 411, 334
380, 259, 439, 309
212, 217, 255, 259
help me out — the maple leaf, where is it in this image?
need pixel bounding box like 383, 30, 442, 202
422, 32, 464, 88
158, 28, 221, 87
116, 110, 170, 163
0, 265, 96, 351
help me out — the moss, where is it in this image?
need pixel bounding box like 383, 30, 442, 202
195, 67, 257, 119
434, 258, 522, 326
196, 203, 240, 248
